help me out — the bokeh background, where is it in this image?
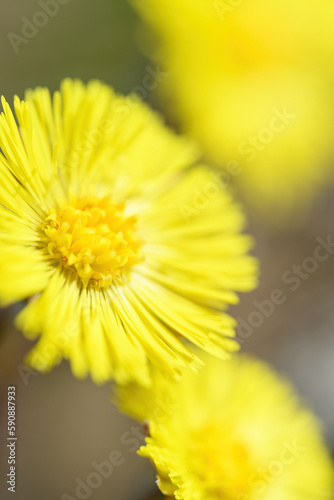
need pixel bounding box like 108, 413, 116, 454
0, 1, 333, 499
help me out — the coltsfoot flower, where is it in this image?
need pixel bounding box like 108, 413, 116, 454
0, 79, 257, 385
132, 0, 334, 218
117, 354, 334, 499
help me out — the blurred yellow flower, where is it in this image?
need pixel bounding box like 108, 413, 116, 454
132, 0, 334, 218
117, 354, 334, 500
0, 79, 257, 385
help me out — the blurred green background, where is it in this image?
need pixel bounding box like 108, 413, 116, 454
0, 0, 147, 98
0, 1, 333, 499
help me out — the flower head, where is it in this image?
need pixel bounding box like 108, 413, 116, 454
0, 79, 257, 385
132, 0, 334, 217
117, 354, 334, 499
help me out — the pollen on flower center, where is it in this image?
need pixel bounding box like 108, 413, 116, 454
41, 195, 145, 288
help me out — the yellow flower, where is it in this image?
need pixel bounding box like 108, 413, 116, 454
116, 354, 334, 499
132, 0, 334, 218
0, 79, 257, 385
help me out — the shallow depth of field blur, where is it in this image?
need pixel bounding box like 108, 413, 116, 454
0, 1, 333, 499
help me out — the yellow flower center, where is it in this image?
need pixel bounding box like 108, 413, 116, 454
220, 15, 293, 72
191, 423, 254, 499
42, 195, 144, 288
